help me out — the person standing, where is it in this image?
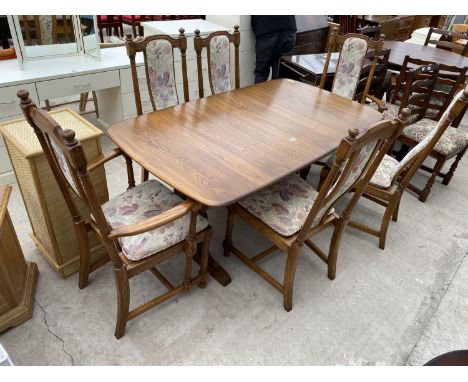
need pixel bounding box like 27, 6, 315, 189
251, 15, 297, 83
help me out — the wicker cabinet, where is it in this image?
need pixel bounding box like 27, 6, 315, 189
0, 184, 38, 332
0, 108, 109, 277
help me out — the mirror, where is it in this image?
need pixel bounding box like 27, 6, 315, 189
79, 15, 100, 60
15, 15, 79, 58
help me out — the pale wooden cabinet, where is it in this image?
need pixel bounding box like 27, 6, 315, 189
0, 108, 109, 277
0, 184, 38, 333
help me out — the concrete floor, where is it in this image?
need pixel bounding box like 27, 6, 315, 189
1, 113, 467, 365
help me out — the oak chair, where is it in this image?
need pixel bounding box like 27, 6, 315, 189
319, 28, 385, 104
125, 28, 189, 182
367, 56, 440, 125
194, 25, 240, 98
223, 111, 409, 311
424, 27, 468, 57
354, 48, 391, 102
349, 87, 468, 248
18, 90, 212, 339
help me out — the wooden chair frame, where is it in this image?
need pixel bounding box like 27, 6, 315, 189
371, 57, 440, 123
223, 112, 409, 312
424, 27, 468, 56
349, 86, 468, 248
320, 28, 385, 104
125, 29, 189, 116
194, 26, 240, 98
18, 90, 212, 339
354, 48, 391, 102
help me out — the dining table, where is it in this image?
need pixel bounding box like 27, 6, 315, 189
108, 78, 383, 286
385, 40, 468, 70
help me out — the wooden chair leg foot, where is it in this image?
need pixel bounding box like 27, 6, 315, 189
418, 189, 430, 202
113, 267, 130, 340
222, 239, 231, 257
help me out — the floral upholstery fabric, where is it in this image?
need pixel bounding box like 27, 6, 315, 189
238, 174, 323, 237
50, 138, 80, 195
209, 35, 231, 94
315, 141, 378, 226
402, 120, 468, 157
332, 37, 368, 100
102, 179, 208, 261
400, 90, 466, 163
370, 154, 400, 189
39, 15, 53, 44
146, 39, 179, 110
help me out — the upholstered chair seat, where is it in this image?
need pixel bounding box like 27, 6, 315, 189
402, 119, 468, 158
102, 179, 208, 261
369, 154, 400, 189
238, 174, 325, 237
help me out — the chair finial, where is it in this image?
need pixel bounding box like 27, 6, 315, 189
63, 129, 77, 147
399, 108, 412, 123
179, 27, 185, 37
17, 89, 30, 104
125, 33, 133, 42
234, 25, 239, 32
347, 128, 360, 141
194, 29, 200, 37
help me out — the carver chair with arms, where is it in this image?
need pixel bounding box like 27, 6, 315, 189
223, 110, 409, 312
193, 25, 240, 97
125, 28, 189, 182
349, 86, 468, 249
18, 90, 212, 339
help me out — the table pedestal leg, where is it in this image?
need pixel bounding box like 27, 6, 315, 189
193, 250, 231, 287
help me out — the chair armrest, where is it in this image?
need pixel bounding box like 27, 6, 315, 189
366, 94, 388, 113
107, 199, 201, 239
87, 148, 123, 172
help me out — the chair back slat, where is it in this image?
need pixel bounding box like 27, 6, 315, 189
354, 48, 390, 101
194, 26, 240, 98
125, 29, 189, 115
424, 27, 468, 56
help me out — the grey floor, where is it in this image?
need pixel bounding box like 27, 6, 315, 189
1, 112, 467, 365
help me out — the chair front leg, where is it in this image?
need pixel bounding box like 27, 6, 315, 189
419, 156, 446, 202
442, 147, 466, 186
283, 243, 302, 312
113, 265, 130, 339
198, 231, 212, 289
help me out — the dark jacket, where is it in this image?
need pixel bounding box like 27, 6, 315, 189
251, 16, 297, 37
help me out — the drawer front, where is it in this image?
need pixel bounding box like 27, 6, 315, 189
0, 83, 38, 118
36, 70, 120, 101
120, 59, 209, 94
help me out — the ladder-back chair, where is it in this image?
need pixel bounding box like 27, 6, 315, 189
18, 90, 212, 339
424, 27, 468, 57
194, 25, 240, 98
223, 111, 409, 311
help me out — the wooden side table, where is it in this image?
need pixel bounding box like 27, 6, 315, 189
0, 108, 109, 277
0, 184, 38, 333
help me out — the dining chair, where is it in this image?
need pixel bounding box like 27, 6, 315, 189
354, 48, 391, 102
193, 25, 240, 97
367, 57, 440, 125
17, 90, 212, 339
223, 109, 410, 311
319, 27, 385, 104
424, 27, 468, 57
349, 87, 468, 249
125, 29, 189, 182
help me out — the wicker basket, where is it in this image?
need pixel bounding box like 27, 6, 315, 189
0, 108, 109, 277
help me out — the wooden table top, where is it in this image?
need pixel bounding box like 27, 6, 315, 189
385, 40, 468, 69
108, 79, 382, 207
